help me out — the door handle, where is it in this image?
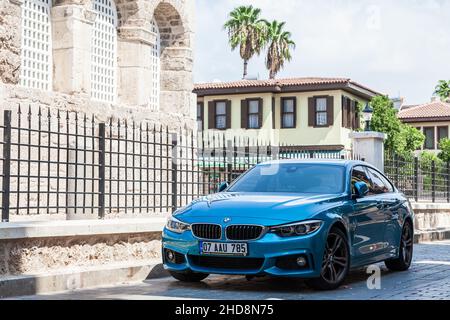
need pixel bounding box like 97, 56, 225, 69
376, 201, 385, 209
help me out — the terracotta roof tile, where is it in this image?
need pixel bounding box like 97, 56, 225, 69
194, 77, 351, 90
398, 101, 450, 120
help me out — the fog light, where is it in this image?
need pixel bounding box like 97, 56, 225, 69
296, 256, 307, 267
166, 249, 175, 263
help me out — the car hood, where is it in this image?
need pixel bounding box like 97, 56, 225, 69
175, 192, 347, 226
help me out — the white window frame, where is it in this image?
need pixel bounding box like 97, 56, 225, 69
91, 0, 118, 103
149, 18, 161, 110
20, 0, 53, 91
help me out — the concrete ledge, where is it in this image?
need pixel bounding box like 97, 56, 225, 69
0, 217, 167, 240
415, 229, 450, 243
0, 258, 167, 299
411, 202, 450, 210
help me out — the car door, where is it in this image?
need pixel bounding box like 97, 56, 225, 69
366, 167, 401, 254
349, 166, 387, 264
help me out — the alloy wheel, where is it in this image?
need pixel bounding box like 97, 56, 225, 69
321, 232, 349, 284
401, 224, 413, 264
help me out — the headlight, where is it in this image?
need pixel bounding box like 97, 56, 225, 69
270, 220, 322, 237
166, 216, 191, 233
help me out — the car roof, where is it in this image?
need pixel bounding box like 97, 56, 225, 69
257, 159, 370, 168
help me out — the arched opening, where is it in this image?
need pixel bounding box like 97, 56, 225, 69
91, 0, 118, 103
152, 1, 192, 115
149, 17, 160, 111
20, 0, 53, 91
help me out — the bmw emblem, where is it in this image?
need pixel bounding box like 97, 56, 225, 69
223, 217, 231, 223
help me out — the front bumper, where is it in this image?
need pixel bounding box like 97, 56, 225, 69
162, 226, 327, 278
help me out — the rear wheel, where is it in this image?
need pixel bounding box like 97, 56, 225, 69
385, 221, 413, 271
169, 270, 209, 282
306, 227, 350, 290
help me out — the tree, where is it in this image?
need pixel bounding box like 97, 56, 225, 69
438, 138, 450, 162
434, 80, 450, 102
370, 95, 425, 156
224, 6, 266, 79
264, 20, 296, 79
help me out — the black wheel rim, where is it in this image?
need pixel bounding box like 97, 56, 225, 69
401, 224, 413, 264
321, 232, 348, 284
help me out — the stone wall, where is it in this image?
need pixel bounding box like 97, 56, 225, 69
0, 0, 21, 84
0, 0, 196, 125
0, 232, 161, 275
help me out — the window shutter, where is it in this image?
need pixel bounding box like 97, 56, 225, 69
342, 96, 348, 128
354, 100, 360, 129
208, 101, 215, 129
308, 97, 315, 127
350, 100, 356, 129
272, 97, 276, 129
258, 98, 264, 129
199, 102, 204, 131
241, 99, 248, 129
347, 98, 352, 128
226, 100, 232, 129
327, 96, 334, 126
280, 98, 284, 128
292, 97, 297, 128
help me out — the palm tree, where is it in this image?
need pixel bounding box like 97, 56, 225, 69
264, 20, 296, 79
434, 80, 450, 102
224, 6, 266, 79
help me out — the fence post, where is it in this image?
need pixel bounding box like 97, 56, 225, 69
98, 123, 106, 219
414, 157, 419, 202
431, 160, 436, 203
171, 133, 178, 213
2, 110, 12, 222
226, 140, 232, 183
447, 162, 450, 203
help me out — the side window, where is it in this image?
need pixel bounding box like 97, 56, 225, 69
351, 166, 372, 195
367, 168, 394, 194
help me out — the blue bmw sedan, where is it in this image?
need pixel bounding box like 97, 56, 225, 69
162, 160, 414, 290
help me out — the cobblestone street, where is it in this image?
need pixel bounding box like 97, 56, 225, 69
11, 240, 450, 300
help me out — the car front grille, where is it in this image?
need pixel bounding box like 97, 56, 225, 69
226, 225, 264, 240
191, 224, 221, 240
189, 255, 264, 270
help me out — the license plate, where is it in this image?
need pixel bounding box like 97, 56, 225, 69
200, 241, 248, 256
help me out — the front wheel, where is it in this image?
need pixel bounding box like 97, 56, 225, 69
169, 270, 209, 282
385, 221, 413, 271
306, 227, 350, 290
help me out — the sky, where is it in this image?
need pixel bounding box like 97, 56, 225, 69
193, 0, 450, 105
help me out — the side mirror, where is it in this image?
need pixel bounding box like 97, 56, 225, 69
354, 181, 369, 198
217, 181, 229, 192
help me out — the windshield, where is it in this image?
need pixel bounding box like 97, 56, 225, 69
227, 163, 346, 194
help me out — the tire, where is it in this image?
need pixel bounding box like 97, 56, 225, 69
385, 221, 413, 271
169, 270, 209, 282
306, 227, 350, 290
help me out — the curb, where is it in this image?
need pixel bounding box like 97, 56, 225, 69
414, 229, 450, 243
0, 260, 168, 299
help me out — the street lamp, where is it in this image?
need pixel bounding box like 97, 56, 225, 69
362, 103, 373, 131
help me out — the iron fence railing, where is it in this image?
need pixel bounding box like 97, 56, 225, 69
384, 152, 450, 202
0, 106, 353, 222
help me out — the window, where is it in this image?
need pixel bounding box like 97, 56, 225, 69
438, 126, 448, 147
91, 0, 118, 103
315, 97, 328, 126
20, 0, 52, 91
367, 168, 393, 194
423, 127, 435, 150
248, 100, 260, 129
197, 102, 203, 131
215, 101, 227, 129
149, 18, 160, 110
281, 98, 296, 128
351, 166, 372, 195
228, 164, 345, 194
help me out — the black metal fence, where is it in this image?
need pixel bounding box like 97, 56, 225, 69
384, 152, 450, 202
0, 106, 352, 222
